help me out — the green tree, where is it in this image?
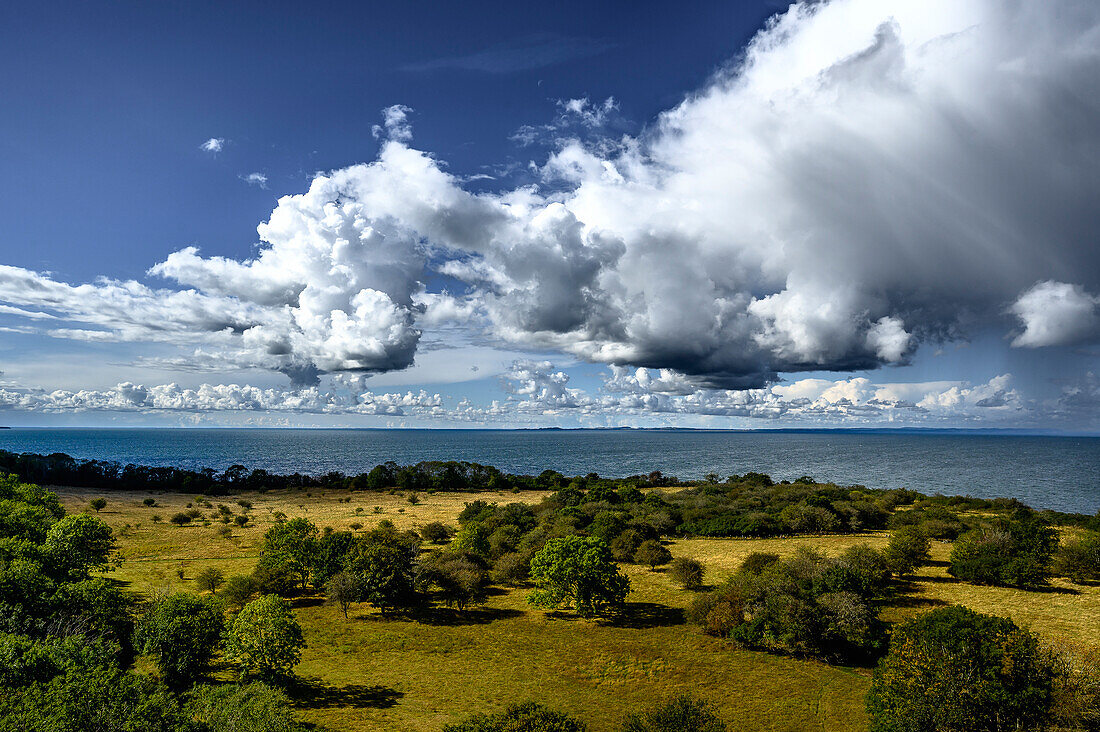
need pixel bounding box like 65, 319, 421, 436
949, 512, 1058, 588
621, 695, 727, 732
43, 513, 114, 579
135, 592, 224, 686
668, 557, 705, 589
866, 606, 1055, 732
421, 522, 452, 544
344, 535, 417, 616
260, 518, 319, 591
633, 540, 672, 570
443, 701, 587, 731
325, 571, 361, 619
89, 498, 106, 513
882, 525, 931, 576
225, 594, 305, 680
1056, 531, 1100, 583
528, 536, 630, 618
195, 567, 225, 595
221, 574, 258, 610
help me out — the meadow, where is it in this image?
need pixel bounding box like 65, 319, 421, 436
55, 485, 1100, 731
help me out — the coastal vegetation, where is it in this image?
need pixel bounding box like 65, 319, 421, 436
6, 457, 1100, 729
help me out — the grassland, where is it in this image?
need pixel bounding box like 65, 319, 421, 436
54, 486, 1100, 731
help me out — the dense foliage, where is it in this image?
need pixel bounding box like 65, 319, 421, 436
442, 701, 588, 732
689, 546, 890, 662
948, 510, 1059, 588
621, 695, 727, 732
866, 606, 1056, 732
528, 536, 630, 618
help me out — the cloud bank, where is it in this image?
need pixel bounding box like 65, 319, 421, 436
3, 0, 1100, 401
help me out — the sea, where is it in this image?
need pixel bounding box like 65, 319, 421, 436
1, 428, 1099, 515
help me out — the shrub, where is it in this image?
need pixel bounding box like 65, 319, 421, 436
89, 498, 106, 513
216, 525, 233, 538
349, 522, 363, 531
418, 552, 490, 610
633, 540, 673, 570
236, 499, 252, 510
186, 682, 303, 732
621, 695, 726, 731
225, 595, 305, 680
234, 515, 249, 527
491, 551, 532, 586
407, 492, 420, 505
866, 606, 1055, 732
143, 498, 157, 507
169, 513, 192, 526
668, 557, 705, 589
949, 512, 1058, 588
422, 521, 452, 544
325, 571, 362, 619
443, 701, 587, 732
1056, 531, 1100, 583
739, 552, 779, 575
609, 529, 644, 562
152, 514, 162, 523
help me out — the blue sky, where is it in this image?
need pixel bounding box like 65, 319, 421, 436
2, 0, 1100, 429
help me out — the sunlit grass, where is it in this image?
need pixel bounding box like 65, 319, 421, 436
55, 487, 1100, 730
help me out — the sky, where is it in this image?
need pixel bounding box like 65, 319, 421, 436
1, 0, 1100, 430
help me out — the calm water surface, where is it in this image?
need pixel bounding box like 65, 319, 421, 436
1, 428, 1098, 514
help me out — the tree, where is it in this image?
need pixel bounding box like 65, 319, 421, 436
866, 606, 1055, 732
528, 536, 630, 618
418, 552, 489, 610
195, 567, 225, 595
225, 594, 305, 680
325, 571, 361, 619
633, 540, 672, 570
1056, 531, 1100, 583
260, 518, 319, 591
221, 574, 258, 610
443, 701, 587, 732
344, 534, 417, 616
882, 525, 931, 576
89, 498, 106, 513
169, 512, 192, 526
668, 557, 705, 589
949, 512, 1058, 588
135, 592, 224, 686
621, 695, 727, 732
43, 513, 114, 579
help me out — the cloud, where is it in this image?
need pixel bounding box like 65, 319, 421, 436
401, 34, 615, 74
371, 105, 414, 142
1010, 281, 1100, 348
511, 97, 620, 147
4, 0, 1100, 396
241, 172, 268, 188
200, 138, 224, 153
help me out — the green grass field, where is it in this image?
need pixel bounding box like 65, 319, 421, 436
56, 486, 1100, 731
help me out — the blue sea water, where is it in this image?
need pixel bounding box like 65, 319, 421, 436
1, 428, 1099, 514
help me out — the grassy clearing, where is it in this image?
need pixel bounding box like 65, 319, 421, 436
56, 487, 1100, 731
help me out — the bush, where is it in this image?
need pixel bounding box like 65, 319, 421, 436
443, 701, 587, 731
418, 552, 490, 610
222, 574, 258, 610
187, 682, 303, 732
422, 521, 452, 544
949, 512, 1058, 588
325, 571, 362, 619
143, 498, 157, 507
1056, 531, 1100, 583
491, 551, 532, 586
621, 695, 727, 731
89, 498, 106, 513
609, 529, 644, 562
866, 606, 1056, 732
633, 540, 673, 570
169, 513, 192, 526
739, 552, 779, 575
668, 557, 705, 589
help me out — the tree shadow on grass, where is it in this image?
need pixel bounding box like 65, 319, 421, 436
600, 601, 685, 629
287, 676, 403, 710
408, 606, 525, 626
915, 574, 1080, 595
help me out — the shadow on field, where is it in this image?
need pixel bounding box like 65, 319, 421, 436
408, 606, 525, 626
602, 601, 685, 629
915, 575, 1081, 595
288, 676, 403, 710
